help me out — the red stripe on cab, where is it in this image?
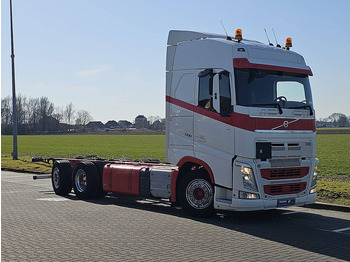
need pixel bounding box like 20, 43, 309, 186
233, 58, 313, 76
166, 96, 316, 132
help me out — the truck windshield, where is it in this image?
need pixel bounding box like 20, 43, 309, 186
235, 68, 313, 110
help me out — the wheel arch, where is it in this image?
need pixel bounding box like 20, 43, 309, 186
171, 156, 215, 203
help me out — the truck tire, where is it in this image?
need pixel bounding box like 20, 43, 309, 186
178, 170, 214, 217
92, 160, 107, 198
52, 160, 72, 196
72, 162, 99, 199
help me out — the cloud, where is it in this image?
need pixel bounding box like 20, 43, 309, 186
74, 65, 111, 78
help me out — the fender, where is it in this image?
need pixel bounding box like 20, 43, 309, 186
171, 156, 215, 202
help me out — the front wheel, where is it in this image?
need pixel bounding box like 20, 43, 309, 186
178, 170, 214, 217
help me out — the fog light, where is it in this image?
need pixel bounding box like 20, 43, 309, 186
309, 187, 317, 194
239, 191, 260, 199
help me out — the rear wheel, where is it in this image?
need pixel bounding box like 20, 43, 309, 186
178, 170, 214, 217
51, 160, 72, 196
72, 162, 99, 199
92, 160, 107, 198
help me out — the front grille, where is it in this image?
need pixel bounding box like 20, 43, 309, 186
261, 167, 309, 180
269, 158, 301, 168
264, 182, 307, 195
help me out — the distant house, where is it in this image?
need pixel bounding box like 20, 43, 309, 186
135, 115, 149, 129
150, 119, 165, 131
105, 120, 119, 129
316, 121, 335, 128
39, 116, 59, 132
118, 120, 133, 129
86, 121, 105, 131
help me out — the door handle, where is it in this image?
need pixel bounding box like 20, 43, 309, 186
195, 135, 206, 143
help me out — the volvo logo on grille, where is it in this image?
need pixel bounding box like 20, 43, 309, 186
272, 119, 299, 130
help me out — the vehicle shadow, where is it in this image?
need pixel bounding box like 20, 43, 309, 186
43, 191, 350, 261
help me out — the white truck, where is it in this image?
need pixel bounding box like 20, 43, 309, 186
41, 29, 318, 217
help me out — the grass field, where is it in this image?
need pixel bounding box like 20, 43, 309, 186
316, 134, 350, 205
317, 134, 350, 176
1, 135, 165, 160
1, 133, 349, 205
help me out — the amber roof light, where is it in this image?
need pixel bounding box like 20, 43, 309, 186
235, 28, 242, 42
285, 37, 292, 49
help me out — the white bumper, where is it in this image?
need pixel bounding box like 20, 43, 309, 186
215, 193, 317, 212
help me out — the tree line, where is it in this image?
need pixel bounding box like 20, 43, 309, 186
1, 95, 92, 135
316, 113, 350, 128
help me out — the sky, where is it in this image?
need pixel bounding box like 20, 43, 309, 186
1, 0, 350, 123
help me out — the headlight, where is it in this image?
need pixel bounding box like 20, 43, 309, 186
311, 165, 317, 188
309, 165, 317, 194
241, 165, 258, 191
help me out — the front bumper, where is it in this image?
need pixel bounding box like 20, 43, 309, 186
214, 193, 317, 211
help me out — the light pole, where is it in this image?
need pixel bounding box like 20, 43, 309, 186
10, 0, 18, 160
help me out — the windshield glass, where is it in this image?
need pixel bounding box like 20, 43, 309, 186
235, 68, 313, 109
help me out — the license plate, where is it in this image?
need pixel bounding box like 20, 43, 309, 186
277, 198, 295, 207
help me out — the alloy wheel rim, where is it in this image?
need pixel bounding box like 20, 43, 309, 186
186, 179, 213, 209
52, 167, 60, 189
75, 169, 87, 192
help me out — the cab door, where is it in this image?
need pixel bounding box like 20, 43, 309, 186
193, 69, 235, 187
194, 69, 234, 153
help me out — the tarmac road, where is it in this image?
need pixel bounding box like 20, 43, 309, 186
2, 171, 350, 261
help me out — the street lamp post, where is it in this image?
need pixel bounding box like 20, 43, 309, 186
10, 0, 18, 160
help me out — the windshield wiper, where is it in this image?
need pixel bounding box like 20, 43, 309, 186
287, 105, 313, 116
243, 103, 283, 114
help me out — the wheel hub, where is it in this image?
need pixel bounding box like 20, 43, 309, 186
52, 167, 60, 189
75, 169, 87, 192
193, 188, 205, 200
186, 179, 213, 209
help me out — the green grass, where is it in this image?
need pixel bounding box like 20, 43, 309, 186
316, 134, 350, 205
317, 179, 350, 205
317, 127, 350, 130
317, 134, 350, 176
1, 135, 165, 160
2, 133, 349, 206
1, 156, 52, 173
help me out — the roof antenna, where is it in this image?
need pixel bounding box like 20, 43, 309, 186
272, 28, 281, 48
221, 20, 232, 40
264, 28, 273, 46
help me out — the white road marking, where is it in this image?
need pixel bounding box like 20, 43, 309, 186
36, 198, 68, 202
281, 211, 300, 215
332, 227, 350, 233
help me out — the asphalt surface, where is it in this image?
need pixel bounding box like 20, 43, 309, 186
2, 171, 350, 261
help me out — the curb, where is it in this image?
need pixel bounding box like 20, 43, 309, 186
305, 202, 350, 213
1, 167, 47, 175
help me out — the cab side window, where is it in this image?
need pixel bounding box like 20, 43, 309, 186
198, 69, 214, 110
219, 71, 231, 116
198, 69, 232, 115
